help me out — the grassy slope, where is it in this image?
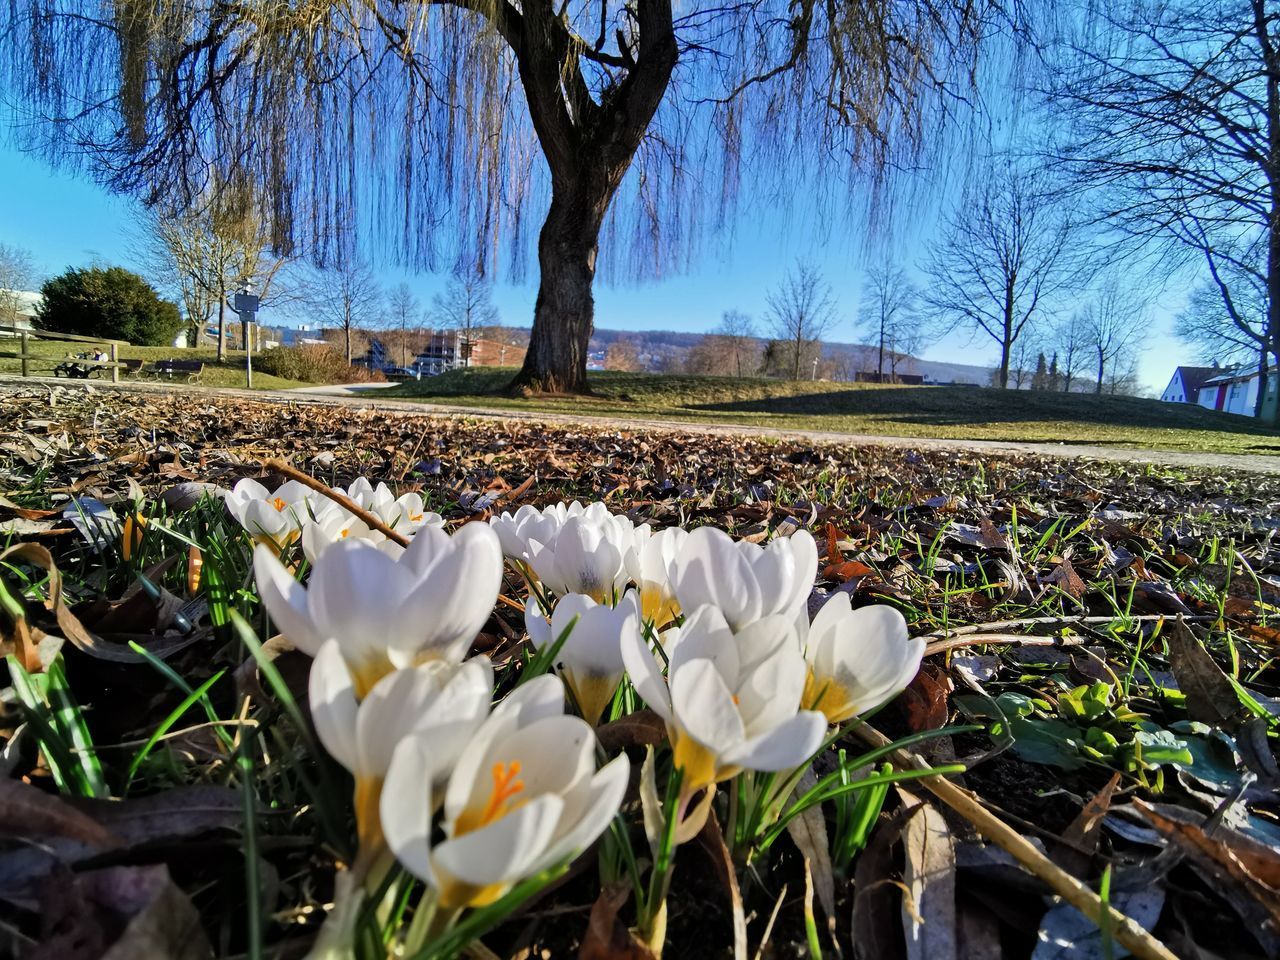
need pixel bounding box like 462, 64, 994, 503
383, 368, 1280, 455
0, 341, 310, 390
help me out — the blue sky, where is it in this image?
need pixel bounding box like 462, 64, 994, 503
1, 141, 1187, 392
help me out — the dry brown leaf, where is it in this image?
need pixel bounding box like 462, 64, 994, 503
579, 887, 657, 960
1167, 618, 1245, 731
1053, 772, 1121, 880
785, 768, 837, 936
899, 791, 957, 960
696, 809, 747, 960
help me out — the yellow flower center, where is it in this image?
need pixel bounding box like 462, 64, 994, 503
410, 512, 424, 522
340, 528, 351, 538
350, 655, 395, 701
801, 667, 855, 725
454, 761, 526, 837
640, 583, 680, 629
563, 669, 620, 728
354, 775, 385, 852
671, 729, 725, 798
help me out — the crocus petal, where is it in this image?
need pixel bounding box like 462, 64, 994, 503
786, 531, 819, 610
536, 753, 631, 872
670, 657, 745, 753
308, 640, 360, 773
381, 735, 437, 885
254, 545, 324, 655
433, 794, 565, 891
671, 527, 758, 629
619, 619, 672, 721
667, 605, 739, 684
525, 595, 552, 649
308, 540, 418, 662
723, 710, 827, 771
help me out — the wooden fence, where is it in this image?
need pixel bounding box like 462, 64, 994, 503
0, 326, 130, 382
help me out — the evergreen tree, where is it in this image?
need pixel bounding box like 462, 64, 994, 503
37, 266, 183, 345
1048, 352, 1062, 392
1031, 352, 1050, 390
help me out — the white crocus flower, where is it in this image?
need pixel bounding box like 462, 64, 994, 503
489, 501, 617, 564
222, 478, 314, 550
622, 604, 827, 801
526, 513, 635, 602
668, 526, 818, 631
339, 478, 443, 537
300, 500, 400, 564
308, 640, 494, 851
381, 675, 629, 911
489, 504, 565, 562
253, 522, 503, 697
525, 590, 641, 726
800, 596, 924, 724
628, 525, 688, 628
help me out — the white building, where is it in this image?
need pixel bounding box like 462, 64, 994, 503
1160, 365, 1219, 405
0, 289, 41, 330
1195, 365, 1277, 418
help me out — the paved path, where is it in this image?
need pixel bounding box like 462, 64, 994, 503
6, 376, 1278, 475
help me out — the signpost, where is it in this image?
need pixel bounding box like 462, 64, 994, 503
230, 284, 260, 389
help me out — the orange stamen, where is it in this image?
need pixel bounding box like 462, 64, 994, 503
271, 497, 288, 511
481, 761, 524, 824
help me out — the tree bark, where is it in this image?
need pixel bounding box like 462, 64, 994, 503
216, 298, 226, 361
516, 190, 600, 393
507, 0, 677, 395
998, 279, 1014, 389
877, 313, 885, 381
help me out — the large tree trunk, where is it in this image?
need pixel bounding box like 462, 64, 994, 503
519, 191, 599, 393
507, 0, 677, 395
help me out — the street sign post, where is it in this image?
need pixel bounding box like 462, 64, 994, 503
230, 287, 260, 388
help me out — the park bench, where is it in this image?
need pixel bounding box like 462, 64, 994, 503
145, 359, 205, 382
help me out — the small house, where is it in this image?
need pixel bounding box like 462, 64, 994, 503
1159, 365, 1219, 405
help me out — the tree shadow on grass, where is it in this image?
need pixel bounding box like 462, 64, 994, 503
691, 386, 1280, 437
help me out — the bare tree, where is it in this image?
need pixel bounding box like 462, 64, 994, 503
312, 261, 382, 362
1007, 329, 1040, 389
431, 272, 500, 362
136, 193, 293, 358
1049, 0, 1280, 420
717, 311, 758, 379
1080, 281, 1143, 394
921, 159, 1079, 388
861, 265, 926, 381
2, 0, 1021, 394
765, 265, 839, 381
0, 243, 40, 326
1177, 263, 1267, 366
385, 283, 424, 369
685, 313, 760, 377
1052, 312, 1089, 392
605, 339, 643, 371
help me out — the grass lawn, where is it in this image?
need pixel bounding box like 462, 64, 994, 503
0, 339, 312, 390
383, 367, 1280, 455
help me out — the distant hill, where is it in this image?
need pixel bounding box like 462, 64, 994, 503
584, 325, 993, 385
